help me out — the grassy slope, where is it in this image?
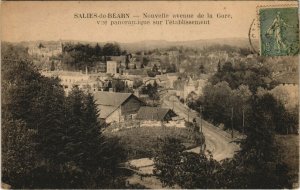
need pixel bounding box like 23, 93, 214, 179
103, 126, 197, 159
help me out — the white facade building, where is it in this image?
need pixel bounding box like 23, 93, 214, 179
107, 61, 118, 74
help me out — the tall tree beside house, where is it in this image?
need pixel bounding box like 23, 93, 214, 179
1, 45, 66, 188
63, 87, 90, 187
125, 54, 131, 69
1, 44, 126, 189
141, 83, 159, 100
82, 93, 103, 172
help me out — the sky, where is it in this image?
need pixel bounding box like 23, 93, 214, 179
1, 1, 297, 43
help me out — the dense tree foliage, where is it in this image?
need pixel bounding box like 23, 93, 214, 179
61, 42, 123, 70
2, 44, 126, 188
218, 95, 291, 189
154, 96, 292, 188
141, 81, 159, 100
189, 60, 298, 134
197, 81, 297, 133
153, 137, 185, 187
210, 61, 277, 93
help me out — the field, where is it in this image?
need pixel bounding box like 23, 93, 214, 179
103, 126, 198, 159
275, 134, 299, 187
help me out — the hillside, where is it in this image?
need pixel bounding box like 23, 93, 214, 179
14, 38, 256, 52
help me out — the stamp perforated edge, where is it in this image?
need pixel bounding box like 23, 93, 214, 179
256, 3, 298, 56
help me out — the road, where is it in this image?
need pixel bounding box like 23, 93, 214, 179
161, 91, 239, 161
126, 91, 240, 188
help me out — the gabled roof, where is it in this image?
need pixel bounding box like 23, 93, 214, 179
98, 105, 118, 119
93, 91, 133, 107
136, 107, 175, 121
94, 91, 142, 119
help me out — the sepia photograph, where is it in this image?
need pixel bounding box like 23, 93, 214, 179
1, 1, 299, 189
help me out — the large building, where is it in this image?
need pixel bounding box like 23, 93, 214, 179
41, 70, 99, 94
93, 91, 143, 123
107, 61, 118, 74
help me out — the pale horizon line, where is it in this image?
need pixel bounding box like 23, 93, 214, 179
3, 36, 250, 44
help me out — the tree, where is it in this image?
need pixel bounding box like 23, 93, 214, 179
152, 64, 159, 73
199, 64, 205, 74
153, 137, 185, 187
153, 137, 220, 189
177, 152, 220, 189
141, 83, 159, 100
2, 117, 38, 188
217, 60, 221, 72
113, 80, 125, 92
2, 45, 66, 188
166, 64, 177, 73
142, 57, 149, 66
201, 81, 232, 128
1, 44, 126, 188
38, 43, 45, 49
147, 70, 156, 77
94, 43, 102, 57
50, 61, 55, 71
210, 61, 274, 93
228, 94, 291, 188
125, 54, 131, 69
103, 43, 121, 56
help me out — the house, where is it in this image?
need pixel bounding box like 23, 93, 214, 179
107, 61, 118, 74
95, 62, 107, 73
183, 77, 196, 100
136, 107, 177, 122
122, 69, 148, 76
41, 70, 90, 94
165, 73, 178, 89
93, 91, 143, 123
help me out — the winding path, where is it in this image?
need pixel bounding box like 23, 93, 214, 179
126, 91, 240, 188
162, 92, 239, 161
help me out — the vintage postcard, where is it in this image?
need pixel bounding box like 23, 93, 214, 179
1, 1, 299, 189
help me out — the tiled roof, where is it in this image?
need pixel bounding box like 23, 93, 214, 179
136, 107, 173, 121
94, 91, 139, 119
93, 91, 132, 107
98, 105, 119, 119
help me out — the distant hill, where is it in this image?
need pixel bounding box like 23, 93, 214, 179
14, 38, 258, 52
120, 38, 256, 52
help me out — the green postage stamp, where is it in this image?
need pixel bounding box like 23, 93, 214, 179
259, 6, 299, 56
